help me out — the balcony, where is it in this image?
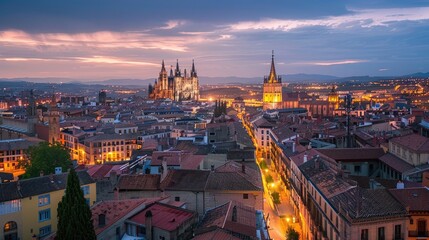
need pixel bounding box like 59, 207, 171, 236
408, 231, 429, 237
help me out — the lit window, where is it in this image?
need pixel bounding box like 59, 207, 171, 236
38, 194, 50, 207
38, 209, 51, 222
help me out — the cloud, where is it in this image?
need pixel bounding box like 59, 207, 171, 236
75, 56, 158, 66
378, 68, 389, 71
228, 7, 429, 32
159, 20, 186, 30
297, 59, 368, 66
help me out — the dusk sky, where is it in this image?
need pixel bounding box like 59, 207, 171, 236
1, 0, 429, 80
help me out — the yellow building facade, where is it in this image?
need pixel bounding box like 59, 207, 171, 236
0, 171, 96, 240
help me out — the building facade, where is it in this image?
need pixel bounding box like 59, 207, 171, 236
149, 60, 199, 102
263, 52, 282, 110
0, 171, 96, 240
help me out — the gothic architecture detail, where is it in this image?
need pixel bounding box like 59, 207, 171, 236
263, 51, 283, 110
149, 60, 199, 101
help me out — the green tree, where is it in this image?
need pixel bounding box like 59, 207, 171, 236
57, 168, 95, 240
20, 142, 71, 179
286, 227, 300, 240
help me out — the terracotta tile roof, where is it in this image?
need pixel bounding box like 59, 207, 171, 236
330, 188, 407, 221
127, 202, 196, 231
379, 153, 414, 173
193, 228, 241, 240
271, 125, 296, 142
389, 187, 429, 212
207, 161, 262, 191
142, 139, 158, 150
160, 169, 210, 191
181, 155, 205, 170
92, 198, 159, 235
390, 133, 429, 153
316, 148, 385, 162
150, 151, 182, 166
116, 174, 160, 191
252, 117, 275, 128
198, 201, 257, 239
0, 171, 94, 202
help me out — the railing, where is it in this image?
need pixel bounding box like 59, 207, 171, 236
408, 231, 429, 237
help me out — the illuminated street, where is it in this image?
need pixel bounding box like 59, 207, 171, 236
240, 113, 301, 240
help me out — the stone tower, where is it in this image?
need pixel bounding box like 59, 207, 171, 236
263, 51, 283, 110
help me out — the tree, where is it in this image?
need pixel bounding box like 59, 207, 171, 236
20, 142, 71, 179
57, 168, 95, 240
286, 227, 300, 240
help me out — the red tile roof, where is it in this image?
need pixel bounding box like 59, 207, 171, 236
193, 228, 241, 240
379, 153, 414, 173
390, 133, 429, 153
316, 148, 385, 162
198, 201, 256, 238
91, 198, 160, 235
389, 187, 429, 212
128, 202, 196, 231
116, 174, 160, 191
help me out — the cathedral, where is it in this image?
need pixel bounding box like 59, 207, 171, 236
148, 60, 199, 101
263, 52, 283, 110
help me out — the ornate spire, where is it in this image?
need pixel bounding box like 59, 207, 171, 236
191, 59, 197, 78
268, 50, 278, 83
161, 59, 166, 72
175, 59, 181, 77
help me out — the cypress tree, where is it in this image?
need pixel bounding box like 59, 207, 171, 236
57, 168, 95, 240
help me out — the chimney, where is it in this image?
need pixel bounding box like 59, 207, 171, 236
40, 170, 44, 177
210, 165, 215, 172
396, 180, 405, 189
292, 142, 296, 153
161, 158, 168, 181
314, 156, 320, 169
232, 206, 237, 222
145, 210, 153, 240
98, 213, 106, 227
242, 164, 246, 173
303, 153, 308, 163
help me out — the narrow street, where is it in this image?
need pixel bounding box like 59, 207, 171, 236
240, 114, 301, 240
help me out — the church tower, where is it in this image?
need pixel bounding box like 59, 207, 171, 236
263, 51, 283, 110
328, 85, 339, 115
48, 92, 60, 144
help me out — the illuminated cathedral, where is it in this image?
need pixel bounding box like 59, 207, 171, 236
148, 60, 199, 101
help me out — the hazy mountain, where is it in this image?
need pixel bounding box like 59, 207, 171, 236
0, 72, 428, 86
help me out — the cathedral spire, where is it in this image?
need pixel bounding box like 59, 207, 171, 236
161, 59, 166, 72
191, 59, 197, 78
175, 59, 181, 77
268, 50, 278, 83
169, 65, 174, 77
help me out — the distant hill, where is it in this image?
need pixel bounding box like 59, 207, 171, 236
1, 72, 428, 86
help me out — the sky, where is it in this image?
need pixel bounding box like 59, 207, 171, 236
1, 0, 429, 80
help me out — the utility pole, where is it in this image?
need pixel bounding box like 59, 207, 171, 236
344, 94, 353, 148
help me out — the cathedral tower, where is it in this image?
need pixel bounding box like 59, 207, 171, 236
263, 51, 283, 110
48, 92, 60, 144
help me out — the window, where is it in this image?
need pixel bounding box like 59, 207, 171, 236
38, 194, 50, 207
354, 165, 361, 173
175, 196, 180, 202
39, 225, 51, 237
261, 130, 264, 134
209, 132, 215, 136
39, 209, 51, 222
81, 185, 90, 195
378, 227, 385, 240
243, 194, 249, 199
361, 229, 368, 240
394, 225, 401, 239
